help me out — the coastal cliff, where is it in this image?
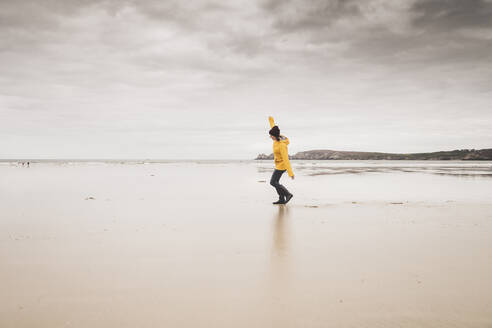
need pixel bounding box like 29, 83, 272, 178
255, 148, 492, 160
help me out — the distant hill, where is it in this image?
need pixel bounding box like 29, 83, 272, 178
255, 148, 492, 160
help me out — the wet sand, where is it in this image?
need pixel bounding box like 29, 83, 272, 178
1, 161, 492, 327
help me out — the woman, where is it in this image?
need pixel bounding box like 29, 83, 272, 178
268, 116, 294, 204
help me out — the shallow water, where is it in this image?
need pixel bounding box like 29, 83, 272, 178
1, 161, 492, 327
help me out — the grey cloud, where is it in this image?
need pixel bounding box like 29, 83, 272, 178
0, 0, 123, 52
411, 0, 492, 31
223, 34, 268, 57
0, 0, 112, 30
257, 0, 492, 97
262, 0, 361, 32
125, 0, 234, 31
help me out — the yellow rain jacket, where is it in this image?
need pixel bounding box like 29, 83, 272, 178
269, 116, 294, 177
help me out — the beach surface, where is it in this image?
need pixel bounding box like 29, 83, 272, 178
1, 160, 492, 327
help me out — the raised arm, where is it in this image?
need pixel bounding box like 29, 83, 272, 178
280, 143, 294, 177
268, 116, 275, 128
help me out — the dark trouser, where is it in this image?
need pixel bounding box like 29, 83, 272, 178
270, 169, 291, 200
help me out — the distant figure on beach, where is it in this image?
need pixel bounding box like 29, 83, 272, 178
268, 116, 294, 204
27, 162, 30, 167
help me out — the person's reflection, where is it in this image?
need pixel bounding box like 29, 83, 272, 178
269, 205, 291, 326
272, 205, 289, 261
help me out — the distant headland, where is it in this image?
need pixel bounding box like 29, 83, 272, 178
255, 148, 492, 160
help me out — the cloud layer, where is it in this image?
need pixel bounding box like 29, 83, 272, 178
1, 0, 491, 158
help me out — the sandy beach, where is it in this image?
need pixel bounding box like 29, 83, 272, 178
1, 160, 492, 327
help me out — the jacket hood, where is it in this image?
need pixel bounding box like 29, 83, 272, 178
278, 135, 290, 145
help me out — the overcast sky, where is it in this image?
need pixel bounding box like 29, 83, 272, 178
1, 0, 491, 159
